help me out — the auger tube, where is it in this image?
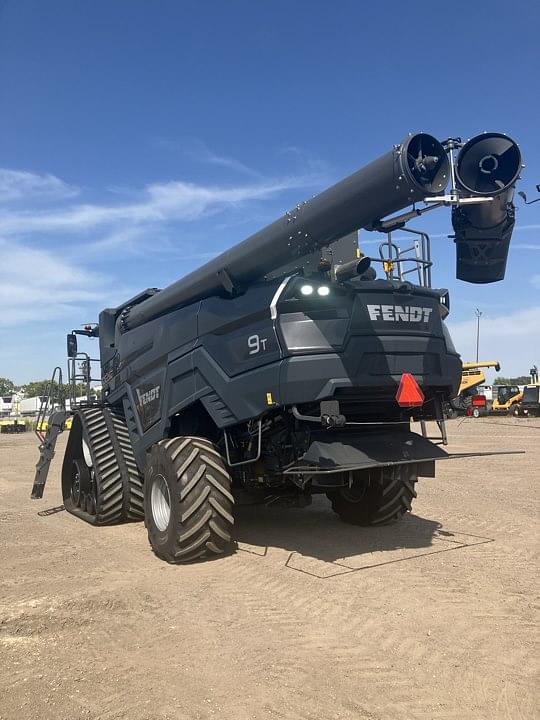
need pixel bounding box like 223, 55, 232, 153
122, 132, 449, 331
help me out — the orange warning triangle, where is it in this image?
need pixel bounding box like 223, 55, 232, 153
396, 373, 425, 407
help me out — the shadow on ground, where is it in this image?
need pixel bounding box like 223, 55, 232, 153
234, 495, 442, 564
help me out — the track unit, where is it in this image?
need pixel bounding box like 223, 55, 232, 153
61, 407, 143, 525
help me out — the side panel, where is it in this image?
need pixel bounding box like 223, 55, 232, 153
198, 282, 283, 377
109, 283, 285, 469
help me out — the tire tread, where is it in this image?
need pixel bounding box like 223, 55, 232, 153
145, 436, 234, 563
328, 465, 418, 526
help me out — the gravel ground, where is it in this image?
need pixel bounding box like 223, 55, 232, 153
0, 417, 538, 720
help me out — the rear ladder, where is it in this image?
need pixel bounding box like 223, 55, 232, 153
31, 352, 100, 499
31, 367, 69, 498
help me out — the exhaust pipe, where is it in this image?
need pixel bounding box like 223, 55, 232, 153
334, 255, 372, 282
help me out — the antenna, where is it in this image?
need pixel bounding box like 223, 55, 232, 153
518, 184, 540, 205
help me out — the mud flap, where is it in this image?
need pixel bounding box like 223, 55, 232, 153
284, 429, 449, 475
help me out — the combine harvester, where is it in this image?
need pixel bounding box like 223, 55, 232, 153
32, 130, 523, 563
448, 361, 501, 417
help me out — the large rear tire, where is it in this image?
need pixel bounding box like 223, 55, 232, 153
144, 437, 234, 563
327, 465, 417, 526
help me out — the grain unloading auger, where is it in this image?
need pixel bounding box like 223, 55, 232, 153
32, 131, 523, 563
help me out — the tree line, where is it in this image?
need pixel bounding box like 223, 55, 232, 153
0, 377, 99, 399
493, 376, 533, 386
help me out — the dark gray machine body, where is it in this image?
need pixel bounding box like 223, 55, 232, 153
91, 130, 519, 482
101, 275, 461, 471
30, 128, 523, 555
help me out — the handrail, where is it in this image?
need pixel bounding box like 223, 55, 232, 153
67, 353, 101, 409
35, 366, 64, 443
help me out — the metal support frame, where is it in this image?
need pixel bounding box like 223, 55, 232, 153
223, 420, 263, 467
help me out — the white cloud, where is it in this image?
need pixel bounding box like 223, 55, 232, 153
447, 307, 540, 378
0, 176, 316, 237
278, 146, 329, 177
164, 138, 263, 178
155, 137, 259, 177
74, 225, 219, 262
513, 243, 540, 251
0, 239, 128, 327
0, 168, 78, 203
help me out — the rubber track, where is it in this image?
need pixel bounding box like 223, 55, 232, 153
79, 407, 144, 525
108, 411, 144, 520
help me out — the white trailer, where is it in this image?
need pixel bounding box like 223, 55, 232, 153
19, 396, 47, 416
0, 395, 13, 417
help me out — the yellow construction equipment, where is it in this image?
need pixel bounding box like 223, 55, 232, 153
512, 383, 540, 417
492, 384, 523, 413
0, 418, 28, 434
36, 416, 73, 433
459, 361, 501, 395
447, 361, 501, 416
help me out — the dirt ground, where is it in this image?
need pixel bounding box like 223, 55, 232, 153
0, 418, 538, 720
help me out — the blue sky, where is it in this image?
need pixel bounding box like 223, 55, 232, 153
0, 0, 538, 384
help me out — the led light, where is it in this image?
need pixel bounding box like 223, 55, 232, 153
317, 286, 330, 296
300, 284, 314, 296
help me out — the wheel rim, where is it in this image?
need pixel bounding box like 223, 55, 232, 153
151, 474, 171, 532
341, 484, 368, 503
82, 439, 93, 467
340, 470, 374, 503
